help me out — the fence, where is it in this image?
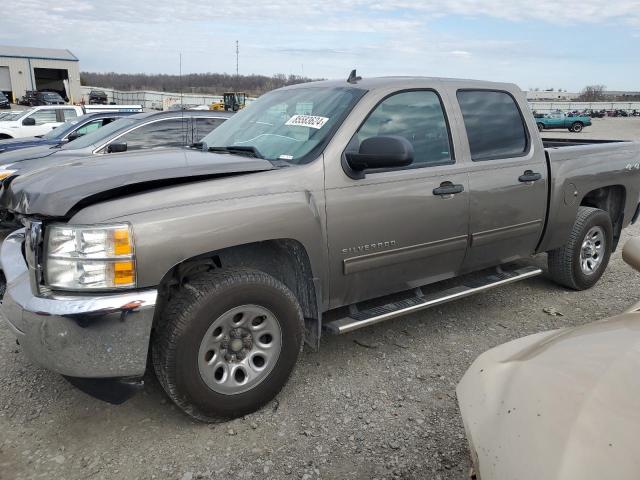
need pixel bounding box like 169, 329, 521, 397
80, 86, 223, 110
529, 101, 640, 113
81, 87, 640, 114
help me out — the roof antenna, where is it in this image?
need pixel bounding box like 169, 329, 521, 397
347, 69, 361, 84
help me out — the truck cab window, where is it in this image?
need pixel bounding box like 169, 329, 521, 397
457, 90, 528, 161
28, 109, 57, 125
352, 90, 453, 169
62, 109, 78, 121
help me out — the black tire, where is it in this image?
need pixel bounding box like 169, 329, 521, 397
547, 207, 612, 290
152, 268, 303, 422
570, 122, 583, 133
537, 123, 544, 132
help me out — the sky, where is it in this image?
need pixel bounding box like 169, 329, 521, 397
1, 0, 639, 91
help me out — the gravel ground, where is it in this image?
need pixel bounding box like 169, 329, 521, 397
0, 118, 639, 480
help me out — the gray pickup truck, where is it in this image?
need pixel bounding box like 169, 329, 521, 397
1, 75, 640, 422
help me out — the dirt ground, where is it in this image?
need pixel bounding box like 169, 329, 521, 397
0, 117, 639, 480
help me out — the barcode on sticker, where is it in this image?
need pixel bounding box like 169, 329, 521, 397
285, 115, 329, 129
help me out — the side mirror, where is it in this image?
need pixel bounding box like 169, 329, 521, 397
345, 136, 413, 176
66, 132, 80, 142
107, 142, 127, 153
622, 237, 640, 273
22, 117, 36, 126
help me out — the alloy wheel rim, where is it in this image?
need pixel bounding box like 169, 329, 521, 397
580, 226, 605, 275
197, 304, 282, 395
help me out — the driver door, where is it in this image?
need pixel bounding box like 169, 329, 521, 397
324, 90, 470, 308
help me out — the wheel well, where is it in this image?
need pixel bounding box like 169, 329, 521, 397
156, 239, 319, 333
0, 134, 12, 139
580, 185, 625, 250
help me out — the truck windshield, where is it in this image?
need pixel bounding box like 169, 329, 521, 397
201, 86, 366, 164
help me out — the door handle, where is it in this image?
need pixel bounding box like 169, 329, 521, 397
433, 181, 464, 196
518, 170, 542, 183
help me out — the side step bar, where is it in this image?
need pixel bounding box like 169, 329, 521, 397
324, 265, 542, 334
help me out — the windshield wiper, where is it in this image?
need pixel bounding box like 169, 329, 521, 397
208, 145, 264, 159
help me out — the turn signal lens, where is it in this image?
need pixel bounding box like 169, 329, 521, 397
113, 261, 135, 285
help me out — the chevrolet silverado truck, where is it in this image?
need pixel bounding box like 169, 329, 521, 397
536, 110, 592, 132
1, 75, 639, 422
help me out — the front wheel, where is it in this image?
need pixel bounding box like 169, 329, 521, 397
537, 123, 544, 132
547, 207, 612, 290
152, 268, 304, 422
570, 122, 583, 132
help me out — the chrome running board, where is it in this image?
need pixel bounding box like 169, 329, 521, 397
324, 265, 542, 334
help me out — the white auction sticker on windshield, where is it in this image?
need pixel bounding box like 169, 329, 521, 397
285, 115, 329, 129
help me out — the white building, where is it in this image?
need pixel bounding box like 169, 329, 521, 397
0, 45, 81, 103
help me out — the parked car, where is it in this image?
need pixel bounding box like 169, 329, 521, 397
457, 235, 640, 480
0, 111, 138, 154
0, 92, 10, 109
536, 110, 592, 132
0, 104, 143, 139
34, 91, 65, 105
17, 91, 37, 106
88, 89, 108, 105
1, 76, 639, 422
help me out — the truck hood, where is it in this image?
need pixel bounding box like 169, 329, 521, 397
457, 313, 640, 480
3, 148, 275, 218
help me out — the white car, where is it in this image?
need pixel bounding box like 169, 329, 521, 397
0, 105, 84, 139
0, 104, 143, 139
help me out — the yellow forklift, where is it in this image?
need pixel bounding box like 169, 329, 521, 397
211, 92, 247, 112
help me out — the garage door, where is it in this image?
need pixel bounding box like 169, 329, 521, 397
0, 67, 11, 91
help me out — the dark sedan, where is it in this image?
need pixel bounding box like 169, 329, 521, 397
0, 92, 9, 109
0, 112, 136, 154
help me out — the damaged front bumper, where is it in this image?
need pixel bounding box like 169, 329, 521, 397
0, 228, 157, 381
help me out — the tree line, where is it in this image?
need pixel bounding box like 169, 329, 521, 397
578, 85, 640, 101
80, 72, 321, 96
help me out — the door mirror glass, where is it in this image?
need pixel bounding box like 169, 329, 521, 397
22, 117, 36, 126
346, 135, 414, 172
107, 142, 127, 153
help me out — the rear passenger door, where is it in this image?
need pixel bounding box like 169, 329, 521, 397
455, 90, 547, 272
325, 89, 470, 307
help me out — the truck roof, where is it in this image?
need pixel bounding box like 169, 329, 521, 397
282, 76, 520, 92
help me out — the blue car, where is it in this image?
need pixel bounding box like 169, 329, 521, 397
0, 111, 137, 154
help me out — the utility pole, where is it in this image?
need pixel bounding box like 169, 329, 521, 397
235, 40, 239, 94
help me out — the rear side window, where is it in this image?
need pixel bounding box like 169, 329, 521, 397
457, 90, 528, 161
62, 109, 78, 121
194, 117, 225, 141
352, 90, 453, 169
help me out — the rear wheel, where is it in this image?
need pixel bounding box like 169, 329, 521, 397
547, 207, 612, 290
152, 268, 304, 422
537, 123, 544, 132
570, 122, 583, 133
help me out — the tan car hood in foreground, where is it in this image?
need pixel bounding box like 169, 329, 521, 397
457, 313, 640, 480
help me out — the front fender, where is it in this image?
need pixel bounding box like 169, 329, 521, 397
0, 129, 14, 139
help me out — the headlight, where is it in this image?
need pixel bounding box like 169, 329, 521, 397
45, 223, 136, 290
0, 169, 16, 179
